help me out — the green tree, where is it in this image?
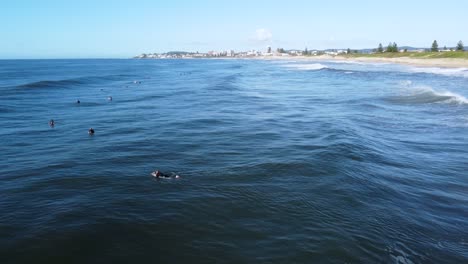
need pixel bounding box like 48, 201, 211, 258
431, 40, 439, 52
377, 43, 384, 53
347, 48, 351, 54
304, 47, 308, 55
457, 40, 464, 51
386, 42, 393, 52
386, 42, 398, 52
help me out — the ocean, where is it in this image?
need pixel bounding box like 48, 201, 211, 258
1, 59, 467, 263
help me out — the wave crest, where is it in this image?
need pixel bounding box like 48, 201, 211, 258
13, 74, 133, 89
283, 63, 328, 71
408, 67, 468, 78
387, 86, 468, 105
17, 79, 84, 89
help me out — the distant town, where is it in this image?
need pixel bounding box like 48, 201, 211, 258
135, 41, 466, 59
134, 46, 358, 59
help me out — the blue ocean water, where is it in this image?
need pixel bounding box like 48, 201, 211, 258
1, 59, 467, 263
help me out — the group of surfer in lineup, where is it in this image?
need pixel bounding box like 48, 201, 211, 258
49, 101, 97, 135
49, 95, 115, 133
49, 82, 179, 179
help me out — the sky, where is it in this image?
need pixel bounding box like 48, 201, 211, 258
1, 0, 468, 59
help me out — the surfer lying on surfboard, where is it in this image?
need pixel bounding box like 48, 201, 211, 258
151, 170, 180, 179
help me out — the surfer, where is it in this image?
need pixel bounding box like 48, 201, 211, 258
88, 128, 95, 135
151, 170, 180, 179
49, 119, 55, 127
108, 96, 112, 101
76, 99, 80, 104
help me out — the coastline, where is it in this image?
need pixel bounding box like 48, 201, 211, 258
248, 54, 468, 68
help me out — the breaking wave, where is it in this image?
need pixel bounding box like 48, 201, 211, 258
386, 86, 468, 105
408, 67, 468, 78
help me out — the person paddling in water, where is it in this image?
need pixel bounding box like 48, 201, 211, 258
151, 170, 180, 179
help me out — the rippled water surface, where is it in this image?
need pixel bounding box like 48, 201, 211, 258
1, 59, 468, 263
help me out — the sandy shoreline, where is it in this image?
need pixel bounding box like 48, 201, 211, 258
249, 54, 468, 68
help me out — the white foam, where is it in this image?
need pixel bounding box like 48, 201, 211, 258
408, 67, 468, 78
401, 85, 468, 105
434, 90, 468, 104
400, 80, 413, 87
330, 60, 390, 66
283, 63, 328, 71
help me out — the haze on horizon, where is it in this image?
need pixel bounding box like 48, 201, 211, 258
1, 0, 467, 59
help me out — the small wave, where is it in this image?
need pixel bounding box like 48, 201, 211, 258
16, 79, 84, 89
283, 63, 328, 71
13, 74, 133, 89
387, 86, 468, 105
408, 67, 468, 78
228, 64, 243, 69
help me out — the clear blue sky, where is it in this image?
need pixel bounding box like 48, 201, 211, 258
1, 0, 467, 58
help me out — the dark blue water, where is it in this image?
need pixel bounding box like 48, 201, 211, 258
1, 59, 467, 263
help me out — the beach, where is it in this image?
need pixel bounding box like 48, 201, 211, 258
251, 54, 468, 68
320, 55, 468, 68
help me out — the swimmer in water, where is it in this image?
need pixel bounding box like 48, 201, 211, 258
76, 99, 80, 104
88, 128, 95, 135
108, 96, 112, 101
151, 170, 180, 179
49, 119, 55, 127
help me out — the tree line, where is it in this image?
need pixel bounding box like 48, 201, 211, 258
430, 40, 464, 52
376, 40, 464, 53
281, 40, 465, 55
